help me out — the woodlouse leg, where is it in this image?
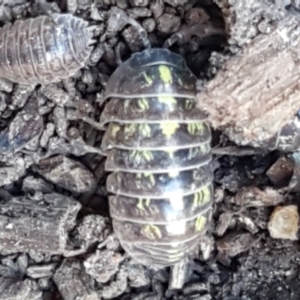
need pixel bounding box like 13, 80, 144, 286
199, 234, 215, 261
169, 259, 188, 290
114, 42, 127, 66
97, 234, 120, 251
62, 79, 76, 98
212, 146, 268, 156
66, 109, 106, 132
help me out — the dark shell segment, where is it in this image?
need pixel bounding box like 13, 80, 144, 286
105, 143, 211, 172
104, 48, 197, 99
100, 96, 207, 126
109, 183, 213, 223
112, 208, 212, 244
120, 238, 199, 266
106, 163, 213, 198
101, 121, 211, 151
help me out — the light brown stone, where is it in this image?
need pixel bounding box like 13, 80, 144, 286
268, 205, 299, 240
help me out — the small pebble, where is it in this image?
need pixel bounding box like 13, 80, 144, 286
157, 13, 181, 33
164, 0, 188, 7
268, 205, 299, 240
142, 18, 156, 32
129, 0, 149, 7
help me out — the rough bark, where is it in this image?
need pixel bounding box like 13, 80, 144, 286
53, 261, 100, 300
198, 1, 300, 149
0, 193, 81, 256
0, 277, 42, 300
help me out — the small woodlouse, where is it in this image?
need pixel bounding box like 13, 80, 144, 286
0, 13, 93, 85
100, 48, 214, 269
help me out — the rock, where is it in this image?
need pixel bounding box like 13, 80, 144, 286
268, 205, 299, 240
84, 250, 124, 283
0, 193, 81, 256
26, 264, 56, 279
54, 261, 99, 300
266, 155, 294, 188
216, 232, 256, 266
33, 155, 97, 194
0, 277, 42, 300
232, 187, 284, 207
157, 13, 181, 33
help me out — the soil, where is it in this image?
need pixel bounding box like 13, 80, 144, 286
0, 0, 300, 300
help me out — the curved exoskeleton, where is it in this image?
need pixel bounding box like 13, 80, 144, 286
100, 48, 214, 269
0, 13, 94, 85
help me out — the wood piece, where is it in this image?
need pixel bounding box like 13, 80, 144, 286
0, 277, 42, 300
197, 4, 300, 149
212, 0, 287, 48
0, 193, 81, 256
53, 261, 100, 300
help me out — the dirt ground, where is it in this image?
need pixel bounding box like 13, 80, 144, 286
1, 0, 300, 299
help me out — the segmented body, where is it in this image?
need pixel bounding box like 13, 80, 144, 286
100, 48, 214, 267
0, 13, 93, 84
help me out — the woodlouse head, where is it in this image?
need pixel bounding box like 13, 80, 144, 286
50, 14, 95, 75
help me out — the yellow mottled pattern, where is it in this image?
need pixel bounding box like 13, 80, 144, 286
141, 224, 162, 240
158, 65, 172, 84
123, 124, 136, 136
143, 172, 156, 186
199, 143, 210, 154
195, 215, 206, 231
137, 98, 150, 111
123, 99, 130, 111
137, 198, 151, 211
138, 124, 152, 137
136, 173, 156, 186
187, 122, 204, 135
185, 98, 195, 110
124, 124, 152, 138
192, 186, 211, 209
129, 150, 154, 163
160, 122, 180, 139
158, 95, 176, 108
103, 49, 213, 266
111, 124, 121, 138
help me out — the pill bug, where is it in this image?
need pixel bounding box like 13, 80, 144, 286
100, 48, 214, 268
0, 13, 93, 85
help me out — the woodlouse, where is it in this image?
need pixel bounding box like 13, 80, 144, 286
0, 13, 93, 85
100, 48, 214, 269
